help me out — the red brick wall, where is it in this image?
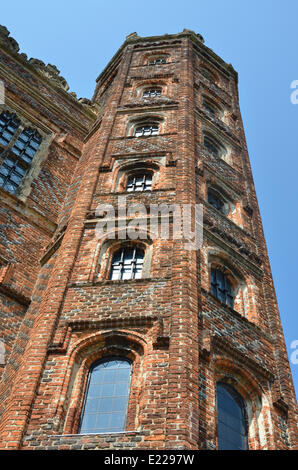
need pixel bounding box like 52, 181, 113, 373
0, 30, 296, 450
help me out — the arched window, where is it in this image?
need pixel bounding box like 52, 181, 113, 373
202, 96, 222, 118
143, 88, 162, 98
211, 267, 234, 308
216, 382, 248, 450
208, 188, 225, 214
126, 172, 152, 192
79, 358, 132, 434
200, 67, 215, 82
110, 246, 144, 280
0, 112, 42, 194
203, 133, 226, 158
135, 123, 159, 137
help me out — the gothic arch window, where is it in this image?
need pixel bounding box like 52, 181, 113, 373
202, 95, 223, 119
208, 257, 251, 317
79, 357, 132, 434
208, 188, 226, 214
0, 111, 42, 194
203, 132, 226, 159
109, 246, 145, 280
211, 266, 235, 308
216, 382, 248, 450
200, 66, 216, 83
207, 186, 235, 217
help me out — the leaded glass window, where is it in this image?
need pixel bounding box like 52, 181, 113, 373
211, 267, 234, 308
110, 246, 144, 280
217, 382, 248, 450
143, 88, 162, 98
79, 358, 132, 434
0, 111, 20, 147
135, 124, 159, 137
0, 111, 42, 194
126, 173, 152, 192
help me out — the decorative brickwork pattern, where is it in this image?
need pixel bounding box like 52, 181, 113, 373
0, 27, 296, 450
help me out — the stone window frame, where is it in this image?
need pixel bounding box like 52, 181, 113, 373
62, 331, 146, 435
0, 103, 52, 201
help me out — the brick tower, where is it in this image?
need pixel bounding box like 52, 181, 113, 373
0, 27, 296, 450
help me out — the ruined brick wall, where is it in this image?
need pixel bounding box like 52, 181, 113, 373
0, 28, 296, 450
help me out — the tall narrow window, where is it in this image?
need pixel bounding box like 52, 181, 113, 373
208, 189, 225, 213
135, 124, 159, 137
217, 382, 248, 450
79, 358, 132, 434
110, 246, 144, 280
0, 112, 42, 194
126, 172, 152, 192
211, 267, 234, 308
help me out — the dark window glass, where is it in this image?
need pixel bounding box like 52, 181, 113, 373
211, 267, 234, 308
217, 382, 248, 450
202, 98, 220, 116
143, 88, 162, 98
126, 173, 152, 192
0, 126, 41, 194
135, 124, 159, 137
148, 58, 166, 65
110, 246, 144, 280
79, 358, 132, 434
208, 189, 225, 213
203, 135, 221, 157
0, 111, 20, 147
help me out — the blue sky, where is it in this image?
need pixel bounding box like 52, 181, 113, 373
1, 0, 297, 397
